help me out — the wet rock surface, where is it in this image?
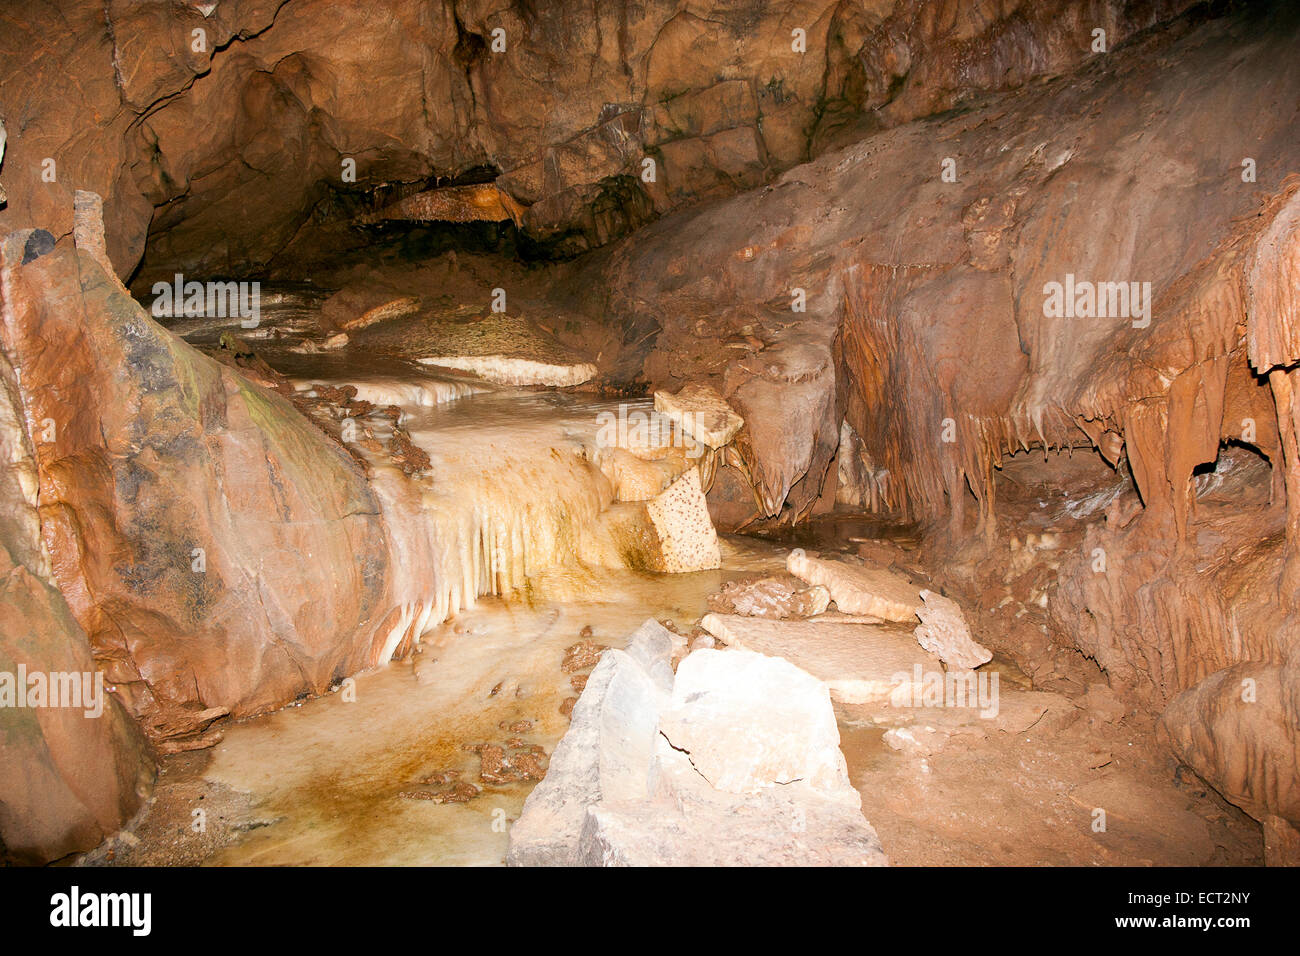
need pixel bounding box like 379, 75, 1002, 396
76, 534, 1264, 868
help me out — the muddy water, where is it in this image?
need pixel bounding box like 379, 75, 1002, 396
748, 512, 922, 550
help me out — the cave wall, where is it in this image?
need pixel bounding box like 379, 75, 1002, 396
0, 239, 154, 866
598, 2, 1300, 695
1, 0, 1298, 858
588, 1, 1300, 836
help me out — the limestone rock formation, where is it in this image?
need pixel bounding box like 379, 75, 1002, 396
599, 3, 1300, 716
653, 383, 743, 449
659, 649, 856, 798
0, 225, 400, 730
913, 589, 992, 671
509, 619, 886, 866
596, 447, 687, 503
577, 784, 887, 867
2, 0, 1298, 872
357, 183, 526, 227
700, 613, 940, 706
0, 330, 154, 864
706, 575, 830, 619
355, 311, 597, 387
787, 549, 922, 622
506, 623, 667, 867
641, 469, 722, 572
0, 0, 1195, 282
1161, 660, 1300, 863
329, 293, 422, 333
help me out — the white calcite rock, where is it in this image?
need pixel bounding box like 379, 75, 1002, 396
506, 638, 669, 866
653, 383, 743, 449
699, 613, 939, 705
507, 620, 886, 867
404, 314, 598, 386
659, 649, 857, 803
578, 788, 887, 867
913, 589, 992, 670
418, 354, 596, 387
787, 549, 922, 622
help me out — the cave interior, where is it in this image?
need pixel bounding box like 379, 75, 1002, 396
0, 0, 1298, 869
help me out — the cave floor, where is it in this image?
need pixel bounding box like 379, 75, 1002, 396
841, 707, 1262, 866
88, 528, 1262, 867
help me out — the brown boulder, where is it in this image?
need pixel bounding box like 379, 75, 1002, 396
0, 227, 396, 725
0, 327, 153, 865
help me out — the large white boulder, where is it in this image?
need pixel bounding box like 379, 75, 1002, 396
699, 613, 940, 705
507, 620, 886, 866
659, 649, 858, 803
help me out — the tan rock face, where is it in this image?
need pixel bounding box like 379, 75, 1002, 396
0, 307, 153, 866
2, 0, 1295, 869
602, 6, 1300, 718
0, 230, 397, 729
654, 383, 743, 449
332, 295, 422, 333
1161, 661, 1300, 829
596, 446, 686, 503
357, 183, 525, 227
0, 0, 1192, 279
355, 311, 597, 387
0, 540, 155, 864
603, 6, 1298, 537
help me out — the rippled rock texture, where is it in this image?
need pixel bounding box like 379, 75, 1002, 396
606, 7, 1299, 534
0, 225, 399, 748
0, 0, 1191, 279
0, 306, 153, 865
